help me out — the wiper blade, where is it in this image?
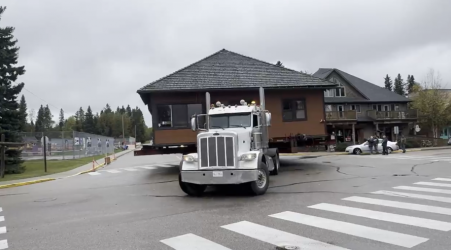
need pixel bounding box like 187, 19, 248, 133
230, 125, 246, 129
211, 125, 225, 130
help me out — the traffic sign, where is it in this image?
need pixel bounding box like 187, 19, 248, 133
394, 126, 399, 135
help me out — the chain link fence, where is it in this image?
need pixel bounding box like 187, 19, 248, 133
20, 131, 116, 161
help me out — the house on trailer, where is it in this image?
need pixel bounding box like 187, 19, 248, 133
313, 68, 418, 143
136, 49, 338, 155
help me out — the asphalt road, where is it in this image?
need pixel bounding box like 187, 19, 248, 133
2, 150, 451, 250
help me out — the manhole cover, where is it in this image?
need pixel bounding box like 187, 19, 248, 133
276, 246, 300, 250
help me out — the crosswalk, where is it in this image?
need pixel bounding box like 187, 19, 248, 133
87, 163, 177, 176
364, 154, 451, 162
0, 207, 7, 250
160, 177, 451, 249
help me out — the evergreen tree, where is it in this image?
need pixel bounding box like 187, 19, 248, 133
43, 105, 53, 130
384, 74, 393, 91
0, 6, 26, 174
18, 95, 27, 131
58, 108, 64, 130
275, 61, 284, 67
406, 75, 416, 95
393, 74, 405, 96
126, 105, 132, 117
75, 107, 85, 131
83, 106, 95, 133
34, 105, 44, 132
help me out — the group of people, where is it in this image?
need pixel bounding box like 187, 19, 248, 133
367, 134, 406, 155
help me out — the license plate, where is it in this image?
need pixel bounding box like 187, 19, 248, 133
212, 171, 223, 177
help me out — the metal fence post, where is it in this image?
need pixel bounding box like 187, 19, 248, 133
62, 130, 65, 160
72, 130, 75, 159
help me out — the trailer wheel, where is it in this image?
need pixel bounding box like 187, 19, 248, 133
179, 173, 207, 197
249, 162, 269, 196
270, 154, 280, 176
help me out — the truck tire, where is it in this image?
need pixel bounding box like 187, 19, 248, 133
249, 162, 269, 195
179, 173, 207, 197
270, 153, 280, 176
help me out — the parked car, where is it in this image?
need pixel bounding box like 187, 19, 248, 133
345, 139, 399, 155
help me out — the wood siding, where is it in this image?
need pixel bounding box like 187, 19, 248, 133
148, 89, 327, 145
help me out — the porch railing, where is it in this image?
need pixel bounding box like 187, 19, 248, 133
325, 111, 357, 121
367, 109, 418, 120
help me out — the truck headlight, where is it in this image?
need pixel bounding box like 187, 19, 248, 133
240, 153, 257, 161
183, 155, 197, 162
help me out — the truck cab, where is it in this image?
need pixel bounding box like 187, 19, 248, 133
179, 88, 279, 196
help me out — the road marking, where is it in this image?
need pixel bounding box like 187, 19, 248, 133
0, 226, 5, 234
0, 240, 7, 250
433, 178, 451, 182
343, 196, 451, 215
161, 233, 232, 250
373, 190, 451, 203
105, 170, 121, 173
414, 181, 451, 188
309, 203, 451, 231
88, 172, 101, 176
139, 166, 157, 170
221, 220, 349, 250
123, 168, 139, 171
269, 211, 428, 248
0, 207, 2, 212
394, 186, 451, 194
0, 216, 4, 222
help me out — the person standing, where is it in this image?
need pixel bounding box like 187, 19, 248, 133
400, 134, 406, 153
368, 136, 374, 154
373, 134, 379, 154
382, 135, 388, 155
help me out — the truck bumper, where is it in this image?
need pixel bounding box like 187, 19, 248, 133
181, 169, 259, 185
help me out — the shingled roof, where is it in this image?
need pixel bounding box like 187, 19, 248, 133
137, 49, 337, 94
313, 68, 411, 103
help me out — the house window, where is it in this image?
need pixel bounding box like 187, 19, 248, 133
324, 89, 334, 97
282, 99, 307, 121
325, 105, 332, 112
330, 78, 345, 97
157, 103, 202, 128
350, 104, 361, 113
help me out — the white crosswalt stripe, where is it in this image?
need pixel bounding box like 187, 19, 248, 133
123, 168, 139, 171
344, 196, 451, 215
161, 233, 232, 250
222, 221, 349, 250
139, 166, 157, 170
0, 240, 8, 250
373, 190, 451, 203
0, 207, 2, 213
269, 211, 428, 248
88, 172, 101, 176
394, 186, 451, 195
0, 226, 5, 234
309, 203, 451, 231
414, 181, 451, 188
105, 170, 121, 173
0, 216, 4, 222
433, 178, 451, 182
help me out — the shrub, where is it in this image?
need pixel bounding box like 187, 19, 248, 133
335, 142, 352, 152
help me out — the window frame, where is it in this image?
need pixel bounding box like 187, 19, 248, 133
155, 103, 204, 130
330, 77, 346, 97
281, 98, 308, 122
350, 104, 361, 113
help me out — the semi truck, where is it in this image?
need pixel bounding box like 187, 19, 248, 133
179, 87, 279, 196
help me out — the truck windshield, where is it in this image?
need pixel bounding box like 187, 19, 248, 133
210, 113, 251, 129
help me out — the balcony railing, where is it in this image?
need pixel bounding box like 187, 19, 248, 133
366, 109, 418, 120
325, 111, 357, 121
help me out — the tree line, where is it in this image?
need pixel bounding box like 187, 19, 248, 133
18, 95, 152, 143
384, 74, 418, 97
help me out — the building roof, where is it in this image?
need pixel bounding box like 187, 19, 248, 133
138, 49, 337, 94
313, 68, 411, 103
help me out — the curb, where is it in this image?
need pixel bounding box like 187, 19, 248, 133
0, 178, 55, 189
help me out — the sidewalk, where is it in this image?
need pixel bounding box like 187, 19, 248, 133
280, 145, 451, 157
0, 149, 133, 188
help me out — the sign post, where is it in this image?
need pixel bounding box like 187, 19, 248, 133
394, 126, 399, 142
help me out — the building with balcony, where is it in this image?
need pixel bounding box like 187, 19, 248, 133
313, 68, 418, 144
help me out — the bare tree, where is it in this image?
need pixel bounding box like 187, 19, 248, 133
411, 69, 451, 138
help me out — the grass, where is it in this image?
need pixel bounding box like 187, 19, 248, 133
0, 154, 109, 182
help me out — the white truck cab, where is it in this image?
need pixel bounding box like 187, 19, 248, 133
179, 87, 279, 196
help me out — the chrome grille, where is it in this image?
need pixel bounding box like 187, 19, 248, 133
199, 136, 235, 167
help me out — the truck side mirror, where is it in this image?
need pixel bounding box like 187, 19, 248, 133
190, 117, 197, 131
266, 113, 272, 126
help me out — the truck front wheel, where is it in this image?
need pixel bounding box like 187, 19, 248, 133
249, 162, 269, 195
270, 154, 280, 176
179, 173, 207, 197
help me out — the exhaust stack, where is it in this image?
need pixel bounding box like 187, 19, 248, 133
259, 87, 265, 110
205, 92, 211, 129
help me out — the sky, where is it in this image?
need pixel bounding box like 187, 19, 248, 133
2, 0, 450, 127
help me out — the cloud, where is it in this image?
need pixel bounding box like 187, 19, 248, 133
1, 0, 450, 127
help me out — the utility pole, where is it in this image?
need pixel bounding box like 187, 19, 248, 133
134, 124, 137, 147
122, 114, 125, 145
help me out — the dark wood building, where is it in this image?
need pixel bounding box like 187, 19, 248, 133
137, 49, 337, 155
